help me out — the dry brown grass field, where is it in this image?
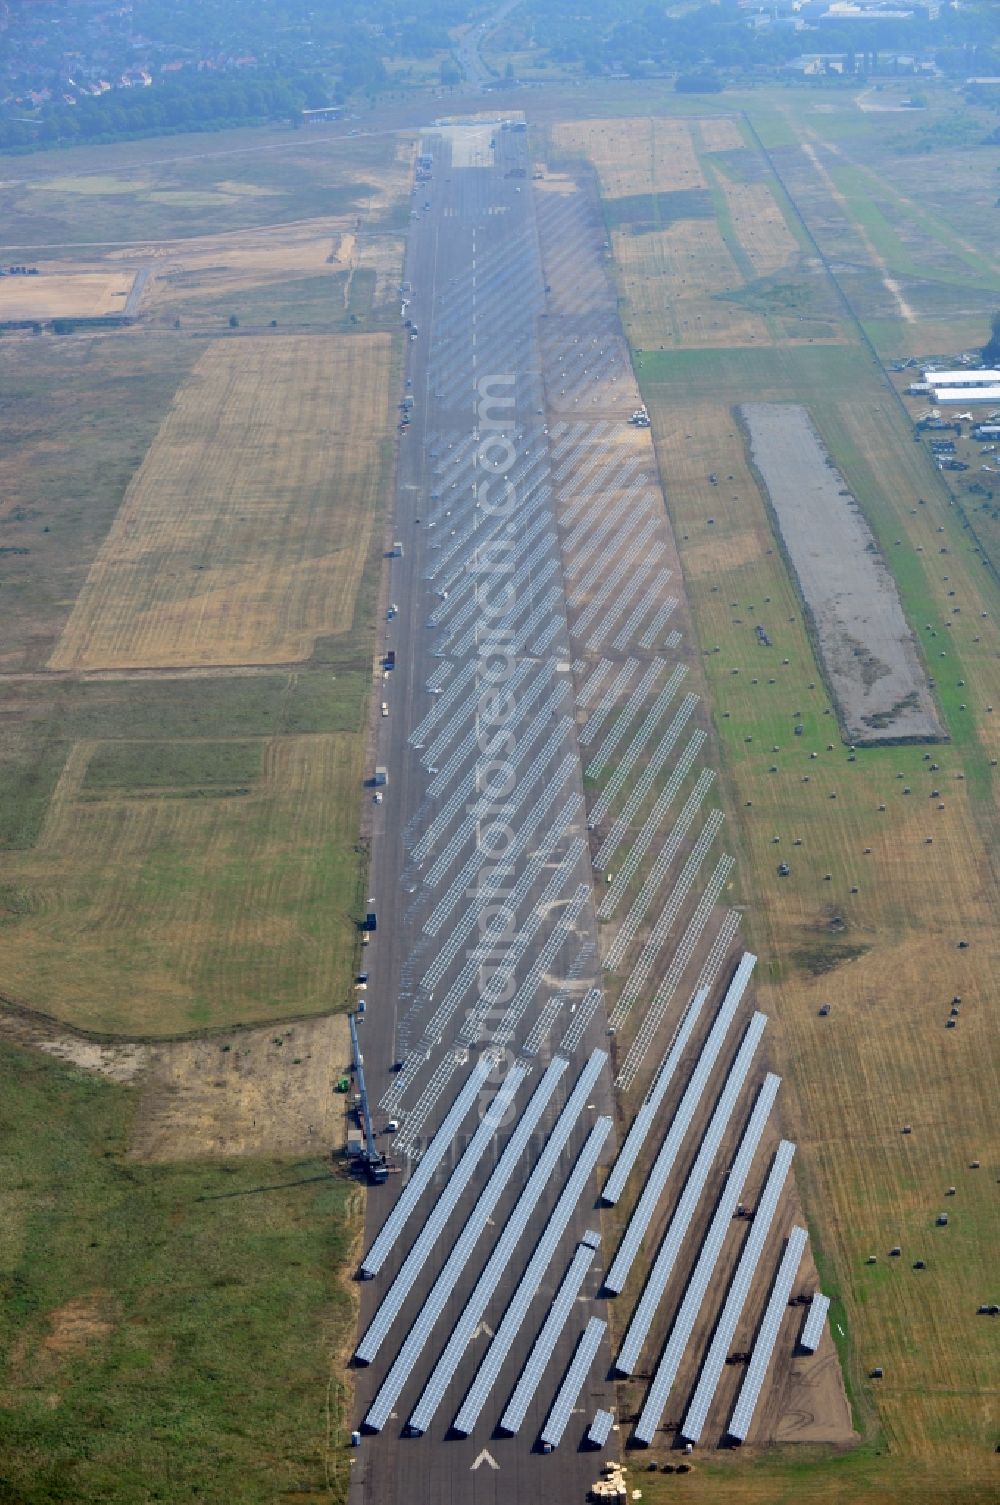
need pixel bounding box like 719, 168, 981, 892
1, 130, 407, 1042
0, 266, 135, 319
136, 219, 350, 301
643, 389, 1000, 1503
718, 179, 799, 279
0, 122, 409, 1505
567, 101, 1000, 1505
138, 214, 405, 326
698, 116, 746, 153
554, 115, 705, 196
613, 219, 772, 348
50, 334, 391, 670
2, 331, 393, 1039
571, 116, 831, 351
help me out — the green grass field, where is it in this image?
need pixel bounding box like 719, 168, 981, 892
0, 136, 406, 1039
0, 1038, 358, 1505
0, 130, 411, 252
0, 125, 407, 1502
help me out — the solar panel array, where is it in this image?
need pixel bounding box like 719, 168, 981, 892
497, 1235, 601, 1435
681, 1138, 796, 1444
356, 1062, 528, 1367
604, 1002, 764, 1293
362, 1057, 566, 1429
631, 1076, 782, 1442
587, 1409, 614, 1448
600, 987, 709, 1208
728, 1226, 808, 1443
451, 1117, 611, 1436
541, 1317, 607, 1450
349, 147, 833, 1460
558, 986, 602, 1053
614, 1016, 769, 1372
799, 1292, 830, 1355
406, 1049, 608, 1435
594, 730, 704, 870
520, 996, 564, 1059
615, 854, 737, 1089
360, 1055, 494, 1277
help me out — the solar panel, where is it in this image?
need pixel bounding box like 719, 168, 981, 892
356, 1061, 528, 1366
361, 1057, 567, 1430
798, 1292, 830, 1356
600, 986, 711, 1208
600, 768, 714, 922
406, 1050, 609, 1435
603, 994, 762, 1289
728, 1226, 808, 1444
614, 1020, 770, 1374
681, 1139, 795, 1444
452, 1121, 610, 1436
540, 1317, 607, 1450
558, 986, 602, 1053
629, 1079, 782, 1442
587, 1409, 614, 1448
594, 731, 704, 870
522, 994, 566, 1057
361, 1053, 496, 1276
611, 949, 750, 1158
494, 1239, 601, 1437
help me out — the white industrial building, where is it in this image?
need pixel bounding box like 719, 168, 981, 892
920, 368, 1000, 405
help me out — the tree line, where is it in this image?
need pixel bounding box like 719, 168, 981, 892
0, 71, 336, 153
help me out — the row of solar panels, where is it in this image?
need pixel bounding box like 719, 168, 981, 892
355, 952, 830, 1450
362, 1050, 608, 1438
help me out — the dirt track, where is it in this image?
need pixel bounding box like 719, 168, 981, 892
741, 403, 942, 744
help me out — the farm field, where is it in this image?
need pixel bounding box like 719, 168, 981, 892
0, 127, 411, 340
51, 334, 392, 670
565, 96, 1000, 1505
0, 266, 136, 320
0, 123, 405, 1502
1, 331, 392, 1036
0, 129, 407, 1039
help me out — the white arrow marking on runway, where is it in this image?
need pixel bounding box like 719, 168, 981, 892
471, 1449, 499, 1472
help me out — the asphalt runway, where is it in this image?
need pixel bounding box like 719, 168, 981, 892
346, 118, 845, 1505
348, 125, 621, 1505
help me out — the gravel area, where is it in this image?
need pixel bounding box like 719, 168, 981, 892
742, 402, 942, 743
